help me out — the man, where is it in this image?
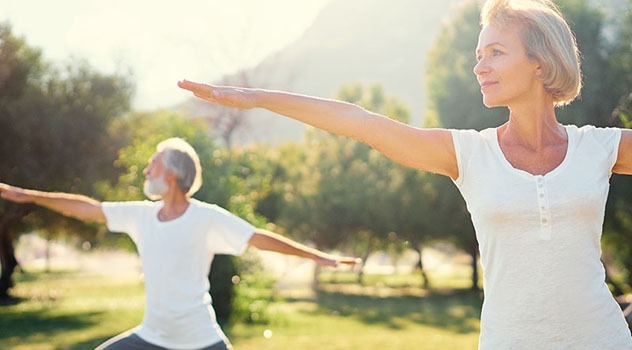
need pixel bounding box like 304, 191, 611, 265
0, 137, 360, 350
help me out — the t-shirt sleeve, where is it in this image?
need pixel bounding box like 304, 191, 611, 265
583, 125, 622, 175
101, 201, 149, 242
206, 205, 255, 255
451, 129, 479, 187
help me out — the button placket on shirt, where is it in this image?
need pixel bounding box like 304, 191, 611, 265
535, 175, 552, 240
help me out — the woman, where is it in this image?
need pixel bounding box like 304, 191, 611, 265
178, 0, 632, 348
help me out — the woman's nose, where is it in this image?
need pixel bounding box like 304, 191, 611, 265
473, 58, 489, 76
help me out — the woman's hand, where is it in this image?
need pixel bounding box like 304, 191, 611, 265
177, 79, 258, 109
0, 183, 33, 204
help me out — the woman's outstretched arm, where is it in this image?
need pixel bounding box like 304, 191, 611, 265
178, 80, 458, 178
614, 130, 632, 175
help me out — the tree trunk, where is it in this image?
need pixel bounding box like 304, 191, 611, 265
415, 245, 431, 289
312, 263, 322, 290
0, 225, 18, 298
357, 245, 373, 286
0, 205, 33, 299
469, 238, 480, 291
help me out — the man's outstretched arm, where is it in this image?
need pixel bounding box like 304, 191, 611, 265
0, 183, 106, 223
247, 228, 361, 267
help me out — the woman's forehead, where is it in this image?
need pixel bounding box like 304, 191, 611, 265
476, 23, 523, 52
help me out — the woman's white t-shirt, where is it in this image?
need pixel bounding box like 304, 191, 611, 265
102, 199, 255, 349
451, 125, 632, 349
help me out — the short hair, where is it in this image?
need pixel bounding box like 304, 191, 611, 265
480, 0, 582, 106
156, 138, 202, 197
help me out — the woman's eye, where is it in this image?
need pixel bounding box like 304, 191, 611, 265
492, 49, 502, 56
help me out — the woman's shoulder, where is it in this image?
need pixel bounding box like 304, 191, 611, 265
570, 124, 620, 139
450, 127, 498, 145
568, 124, 621, 154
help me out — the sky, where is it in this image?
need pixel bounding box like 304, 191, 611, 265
1, 0, 332, 110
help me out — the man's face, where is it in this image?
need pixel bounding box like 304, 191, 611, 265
143, 153, 169, 200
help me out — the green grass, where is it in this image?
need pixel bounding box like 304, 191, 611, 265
228, 288, 481, 350
1, 269, 482, 350
0, 271, 144, 350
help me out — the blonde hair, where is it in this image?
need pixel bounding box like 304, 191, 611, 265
157, 138, 202, 197
480, 0, 582, 106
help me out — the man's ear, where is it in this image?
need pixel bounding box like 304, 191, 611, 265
164, 171, 178, 185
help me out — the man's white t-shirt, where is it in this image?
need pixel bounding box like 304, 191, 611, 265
102, 199, 255, 349
451, 125, 632, 349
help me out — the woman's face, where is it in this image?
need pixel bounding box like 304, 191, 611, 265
473, 23, 543, 108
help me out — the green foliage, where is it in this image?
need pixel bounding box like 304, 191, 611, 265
426, 1, 506, 130
0, 22, 133, 297
265, 83, 443, 287
337, 83, 411, 123
599, 2, 632, 292
272, 84, 414, 253
0, 23, 133, 228
554, 0, 624, 126
229, 250, 276, 325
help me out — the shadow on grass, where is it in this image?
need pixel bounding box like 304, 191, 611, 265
0, 307, 103, 341
307, 288, 482, 333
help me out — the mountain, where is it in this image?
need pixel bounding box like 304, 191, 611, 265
181, 0, 462, 145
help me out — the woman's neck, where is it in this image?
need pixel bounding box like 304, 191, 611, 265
502, 98, 563, 150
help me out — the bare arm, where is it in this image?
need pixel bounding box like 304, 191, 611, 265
177, 80, 458, 179
247, 228, 361, 267
0, 183, 106, 223
614, 129, 632, 175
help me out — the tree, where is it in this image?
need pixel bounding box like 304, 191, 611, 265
270, 83, 436, 285
425, 0, 487, 290
606, 93, 632, 294
0, 22, 132, 298
554, 0, 626, 127
603, 0, 632, 289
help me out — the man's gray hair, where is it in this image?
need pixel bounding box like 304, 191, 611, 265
156, 138, 202, 197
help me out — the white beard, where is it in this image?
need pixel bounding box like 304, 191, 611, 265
143, 175, 169, 200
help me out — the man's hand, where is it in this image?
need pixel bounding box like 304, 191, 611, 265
316, 255, 363, 268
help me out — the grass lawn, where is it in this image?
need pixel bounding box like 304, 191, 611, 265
228, 288, 481, 350
0, 271, 145, 350
1, 268, 482, 350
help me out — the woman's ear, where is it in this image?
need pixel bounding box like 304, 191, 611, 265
533, 59, 544, 79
